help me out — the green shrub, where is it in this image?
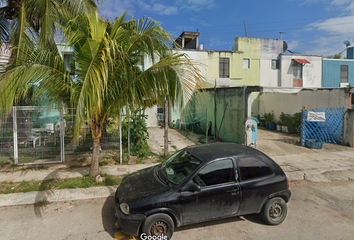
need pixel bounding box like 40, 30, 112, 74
280, 112, 302, 134
263, 112, 274, 122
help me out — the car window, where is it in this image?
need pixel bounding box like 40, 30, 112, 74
238, 155, 273, 181
159, 150, 202, 185
193, 159, 235, 187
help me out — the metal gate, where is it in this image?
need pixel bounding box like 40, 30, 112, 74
300, 107, 345, 146
12, 106, 65, 165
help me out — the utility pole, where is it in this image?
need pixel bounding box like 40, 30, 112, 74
164, 97, 169, 156
244, 21, 248, 37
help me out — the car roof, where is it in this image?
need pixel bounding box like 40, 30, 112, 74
185, 143, 262, 162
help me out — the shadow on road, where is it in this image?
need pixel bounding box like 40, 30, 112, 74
34, 168, 63, 219
242, 214, 268, 225
101, 196, 116, 237
33, 168, 117, 237
175, 216, 244, 233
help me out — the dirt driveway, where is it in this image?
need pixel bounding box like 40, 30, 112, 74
147, 127, 354, 182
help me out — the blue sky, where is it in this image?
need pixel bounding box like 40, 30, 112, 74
99, 0, 354, 57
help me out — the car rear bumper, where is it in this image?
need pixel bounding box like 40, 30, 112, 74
115, 201, 146, 236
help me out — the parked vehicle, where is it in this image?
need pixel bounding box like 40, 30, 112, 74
115, 143, 291, 239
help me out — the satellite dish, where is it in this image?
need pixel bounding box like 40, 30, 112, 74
283, 41, 288, 52
344, 40, 351, 47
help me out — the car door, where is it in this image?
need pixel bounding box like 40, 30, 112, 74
180, 158, 241, 225
236, 154, 275, 215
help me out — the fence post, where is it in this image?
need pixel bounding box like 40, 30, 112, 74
127, 107, 130, 159
13, 107, 18, 164
60, 105, 65, 163
119, 110, 122, 164
164, 97, 169, 156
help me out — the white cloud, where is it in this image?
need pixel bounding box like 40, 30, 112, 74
309, 15, 354, 34
298, 0, 354, 55
178, 0, 215, 11
99, 0, 215, 18
98, 0, 136, 19
331, 0, 352, 6
152, 3, 178, 15
286, 40, 300, 50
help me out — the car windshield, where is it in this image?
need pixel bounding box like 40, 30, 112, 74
159, 150, 202, 186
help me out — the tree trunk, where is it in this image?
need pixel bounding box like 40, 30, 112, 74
90, 123, 102, 177
90, 136, 101, 177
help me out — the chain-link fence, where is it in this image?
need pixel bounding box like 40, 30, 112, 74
12, 106, 63, 164
0, 111, 13, 164
0, 106, 123, 165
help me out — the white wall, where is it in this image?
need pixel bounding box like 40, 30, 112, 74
259, 88, 350, 120
260, 39, 284, 87
145, 106, 158, 127
279, 54, 322, 88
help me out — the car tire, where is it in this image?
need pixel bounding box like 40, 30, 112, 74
142, 213, 174, 239
261, 197, 287, 225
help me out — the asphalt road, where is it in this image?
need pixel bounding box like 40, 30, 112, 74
0, 180, 353, 240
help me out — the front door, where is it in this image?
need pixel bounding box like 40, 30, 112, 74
180, 158, 241, 224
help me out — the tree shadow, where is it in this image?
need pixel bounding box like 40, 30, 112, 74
33, 167, 117, 238
33, 168, 88, 219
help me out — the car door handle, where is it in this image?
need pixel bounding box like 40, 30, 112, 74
226, 189, 239, 195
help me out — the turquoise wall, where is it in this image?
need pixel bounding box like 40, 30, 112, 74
323, 59, 354, 87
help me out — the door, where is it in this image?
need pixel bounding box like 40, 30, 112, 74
180, 158, 241, 224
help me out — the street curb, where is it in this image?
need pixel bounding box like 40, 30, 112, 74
0, 185, 118, 207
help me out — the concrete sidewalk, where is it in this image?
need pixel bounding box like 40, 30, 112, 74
1, 129, 354, 207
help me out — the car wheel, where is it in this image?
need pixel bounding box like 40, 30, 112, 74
142, 213, 174, 238
261, 197, 287, 225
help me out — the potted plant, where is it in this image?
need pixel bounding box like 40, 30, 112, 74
264, 112, 275, 130
276, 120, 282, 132
279, 112, 290, 133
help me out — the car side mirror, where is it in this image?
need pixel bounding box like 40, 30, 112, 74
182, 181, 201, 192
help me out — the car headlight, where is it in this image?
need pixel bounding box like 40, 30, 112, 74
120, 203, 130, 215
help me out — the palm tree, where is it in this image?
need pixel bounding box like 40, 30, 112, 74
0, 0, 98, 57
0, 10, 204, 177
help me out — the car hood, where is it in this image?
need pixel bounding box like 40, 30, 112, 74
118, 166, 170, 203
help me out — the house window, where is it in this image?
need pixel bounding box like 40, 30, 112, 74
219, 58, 229, 78
243, 58, 250, 69
138, 55, 144, 71
340, 65, 348, 83
63, 53, 75, 75
271, 59, 279, 69
157, 104, 165, 125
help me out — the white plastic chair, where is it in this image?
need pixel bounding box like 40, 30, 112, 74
25, 131, 40, 148
179, 117, 186, 130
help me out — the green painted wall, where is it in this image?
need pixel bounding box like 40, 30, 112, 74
181, 87, 249, 144
234, 37, 261, 86
204, 51, 243, 80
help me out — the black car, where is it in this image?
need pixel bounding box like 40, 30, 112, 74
115, 143, 291, 239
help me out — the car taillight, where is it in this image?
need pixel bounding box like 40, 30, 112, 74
286, 177, 289, 189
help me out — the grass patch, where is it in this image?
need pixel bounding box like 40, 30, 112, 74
198, 136, 206, 144
0, 174, 123, 194
34, 198, 50, 207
